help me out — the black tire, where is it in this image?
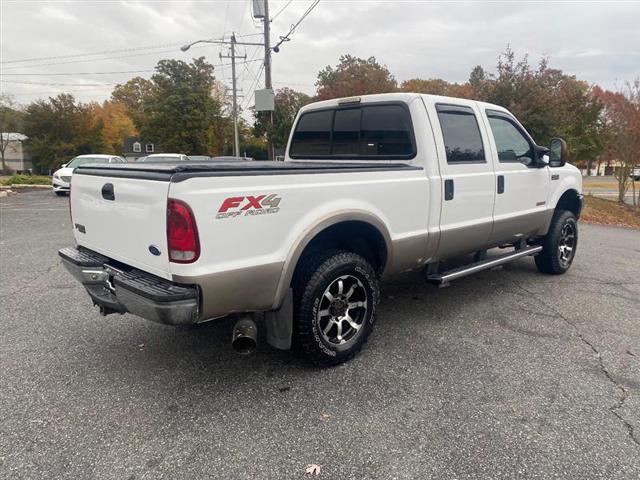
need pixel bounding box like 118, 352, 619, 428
292, 251, 379, 367
535, 210, 578, 275
54, 191, 67, 197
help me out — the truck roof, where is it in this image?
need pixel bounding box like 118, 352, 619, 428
298, 92, 509, 115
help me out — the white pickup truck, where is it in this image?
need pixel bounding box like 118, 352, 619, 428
60, 93, 583, 366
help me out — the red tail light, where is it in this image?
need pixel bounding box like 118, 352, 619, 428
167, 198, 200, 263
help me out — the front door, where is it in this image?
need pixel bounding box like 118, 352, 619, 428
481, 109, 550, 244
428, 101, 496, 259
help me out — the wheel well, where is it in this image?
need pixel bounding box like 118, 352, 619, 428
556, 189, 582, 218
293, 221, 388, 279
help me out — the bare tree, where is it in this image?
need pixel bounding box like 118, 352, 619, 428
596, 80, 640, 205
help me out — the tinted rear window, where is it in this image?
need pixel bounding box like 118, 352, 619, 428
332, 108, 361, 155
436, 105, 485, 163
289, 103, 415, 159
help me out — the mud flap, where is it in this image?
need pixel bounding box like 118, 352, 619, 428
265, 289, 293, 350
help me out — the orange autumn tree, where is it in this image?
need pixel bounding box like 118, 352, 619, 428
95, 101, 137, 155
400, 78, 474, 99
315, 55, 397, 101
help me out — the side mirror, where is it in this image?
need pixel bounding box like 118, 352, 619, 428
61, 163, 67, 168
549, 138, 568, 167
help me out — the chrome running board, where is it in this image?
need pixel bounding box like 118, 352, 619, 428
426, 245, 543, 286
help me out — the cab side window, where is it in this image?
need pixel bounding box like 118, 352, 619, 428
290, 110, 333, 156
486, 114, 534, 166
436, 104, 485, 163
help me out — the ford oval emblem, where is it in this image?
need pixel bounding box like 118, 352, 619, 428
148, 245, 161, 256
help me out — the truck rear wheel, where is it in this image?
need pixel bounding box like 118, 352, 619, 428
535, 210, 578, 275
293, 251, 379, 367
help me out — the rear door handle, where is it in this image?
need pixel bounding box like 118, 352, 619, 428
497, 175, 505, 194
444, 179, 454, 201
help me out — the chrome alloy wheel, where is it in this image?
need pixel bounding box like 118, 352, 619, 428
317, 275, 368, 346
558, 222, 576, 267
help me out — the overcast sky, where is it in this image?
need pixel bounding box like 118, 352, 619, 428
1, 0, 639, 117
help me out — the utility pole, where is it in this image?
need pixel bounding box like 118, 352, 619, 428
220, 34, 246, 157
181, 35, 262, 158
262, 0, 274, 160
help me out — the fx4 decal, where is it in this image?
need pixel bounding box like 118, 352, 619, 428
216, 194, 282, 219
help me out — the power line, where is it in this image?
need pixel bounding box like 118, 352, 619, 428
0, 41, 193, 64
1, 80, 117, 87
0, 59, 263, 77
0, 45, 209, 70
0, 70, 155, 76
271, 0, 294, 22
236, 32, 264, 38
242, 63, 266, 111
273, 0, 320, 52
0, 39, 262, 71
8, 86, 116, 95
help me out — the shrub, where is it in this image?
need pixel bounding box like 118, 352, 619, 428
1, 175, 52, 186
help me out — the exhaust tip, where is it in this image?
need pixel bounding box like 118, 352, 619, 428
231, 317, 257, 355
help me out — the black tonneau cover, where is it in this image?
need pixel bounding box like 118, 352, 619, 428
74, 160, 421, 182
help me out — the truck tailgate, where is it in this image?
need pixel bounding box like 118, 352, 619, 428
71, 172, 171, 279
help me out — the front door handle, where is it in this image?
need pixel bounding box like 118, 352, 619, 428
444, 179, 454, 201
497, 175, 505, 194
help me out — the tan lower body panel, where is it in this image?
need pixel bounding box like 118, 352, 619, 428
491, 209, 554, 245
383, 232, 432, 277
173, 261, 284, 321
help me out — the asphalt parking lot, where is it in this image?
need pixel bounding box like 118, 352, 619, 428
1, 189, 639, 479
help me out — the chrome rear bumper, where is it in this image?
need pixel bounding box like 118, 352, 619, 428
59, 246, 199, 325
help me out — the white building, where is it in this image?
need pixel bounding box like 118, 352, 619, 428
1, 133, 31, 173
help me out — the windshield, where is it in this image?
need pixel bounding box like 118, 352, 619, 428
67, 156, 109, 168
140, 156, 184, 163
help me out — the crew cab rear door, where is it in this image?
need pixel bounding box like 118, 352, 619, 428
427, 101, 496, 258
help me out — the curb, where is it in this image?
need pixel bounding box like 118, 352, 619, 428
3, 184, 52, 190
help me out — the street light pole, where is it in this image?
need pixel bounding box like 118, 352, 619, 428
182, 36, 257, 157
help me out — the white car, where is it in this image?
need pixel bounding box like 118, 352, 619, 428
52, 154, 126, 196
60, 93, 583, 366
137, 153, 189, 163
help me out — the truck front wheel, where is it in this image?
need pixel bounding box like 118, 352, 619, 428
293, 251, 379, 367
535, 210, 578, 275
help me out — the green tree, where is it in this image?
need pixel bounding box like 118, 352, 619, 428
111, 76, 154, 130
23, 94, 104, 171
254, 87, 312, 150
468, 65, 486, 95
316, 55, 397, 100
475, 47, 604, 165
140, 57, 221, 154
